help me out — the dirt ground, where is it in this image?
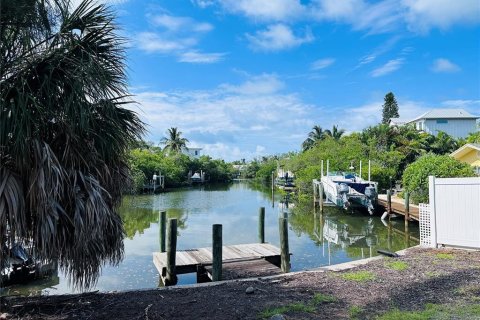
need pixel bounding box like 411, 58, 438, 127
1, 247, 479, 319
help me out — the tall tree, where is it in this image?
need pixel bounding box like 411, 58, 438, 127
0, 0, 144, 288
302, 125, 325, 151
161, 127, 189, 153
324, 125, 345, 140
381, 92, 400, 124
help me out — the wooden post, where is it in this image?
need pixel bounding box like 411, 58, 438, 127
319, 182, 324, 212
279, 217, 290, 273
313, 182, 316, 207
387, 189, 392, 215
271, 172, 275, 208
404, 192, 410, 224
212, 224, 222, 281
159, 211, 166, 253
165, 218, 177, 286
258, 207, 265, 243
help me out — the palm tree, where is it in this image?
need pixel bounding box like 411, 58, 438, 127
302, 125, 325, 151
0, 0, 144, 288
431, 131, 458, 155
324, 125, 345, 140
161, 127, 189, 153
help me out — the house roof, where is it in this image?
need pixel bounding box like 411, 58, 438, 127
408, 109, 479, 123
389, 118, 407, 123
450, 143, 480, 159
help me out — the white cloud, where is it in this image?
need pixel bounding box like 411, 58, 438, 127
313, 0, 403, 34
68, 0, 127, 10
402, 0, 480, 33
338, 99, 429, 131
431, 58, 461, 73
179, 51, 227, 63
246, 24, 314, 51
216, 0, 306, 22
311, 58, 335, 70
220, 74, 285, 95
136, 13, 222, 63
137, 32, 196, 53
130, 74, 320, 160
151, 14, 214, 33
441, 100, 480, 113
191, 0, 215, 8
370, 58, 404, 77
196, 0, 479, 36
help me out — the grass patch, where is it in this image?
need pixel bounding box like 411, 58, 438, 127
349, 305, 363, 319
259, 303, 315, 318
342, 271, 376, 282
311, 293, 337, 304
384, 260, 408, 271
258, 292, 337, 318
377, 303, 480, 320
425, 271, 441, 278
435, 253, 454, 260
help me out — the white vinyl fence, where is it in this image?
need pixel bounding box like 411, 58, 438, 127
419, 176, 480, 249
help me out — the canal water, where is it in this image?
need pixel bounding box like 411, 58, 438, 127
1, 181, 419, 296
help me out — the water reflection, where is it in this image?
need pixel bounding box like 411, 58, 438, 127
1, 181, 418, 296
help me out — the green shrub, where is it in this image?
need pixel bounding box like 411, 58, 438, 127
402, 154, 474, 203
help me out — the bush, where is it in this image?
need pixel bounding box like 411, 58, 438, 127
402, 154, 474, 203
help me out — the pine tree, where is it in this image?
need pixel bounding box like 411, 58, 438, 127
381, 92, 399, 124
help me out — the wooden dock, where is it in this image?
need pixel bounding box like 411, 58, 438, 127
153, 243, 282, 283
377, 194, 419, 221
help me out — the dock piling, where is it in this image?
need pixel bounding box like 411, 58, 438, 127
319, 182, 324, 212
387, 189, 392, 216
165, 218, 178, 286
159, 211, 166, 253
404, 192, 410, 224
258, 207, 265, 243
212, 224, 223, 281
279, 217, 290, 273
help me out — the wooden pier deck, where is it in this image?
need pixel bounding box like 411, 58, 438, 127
377, 194, 419, 221
153, 243, 282, 282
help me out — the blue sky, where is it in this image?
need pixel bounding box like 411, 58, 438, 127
82, 0, 479, 160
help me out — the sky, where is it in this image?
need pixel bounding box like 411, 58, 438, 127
83, 0, 479, 161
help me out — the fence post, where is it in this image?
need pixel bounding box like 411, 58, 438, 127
428, 176, 437, 248
279, 217, 290, 273
159, 211, 166, 253
165, 218, 178, 286
258, 207, 265, 243
212, 224, 222, 281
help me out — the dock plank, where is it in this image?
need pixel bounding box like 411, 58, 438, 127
153, 243, 282, 276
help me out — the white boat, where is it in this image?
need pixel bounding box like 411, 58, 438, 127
321, 172, 378, 214
318, 160, 378, 215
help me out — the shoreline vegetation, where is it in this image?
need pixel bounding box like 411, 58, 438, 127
2, 247, 479, 319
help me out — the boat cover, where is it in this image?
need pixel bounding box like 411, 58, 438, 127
333, 181, 368, 194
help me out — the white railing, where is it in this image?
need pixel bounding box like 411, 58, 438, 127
419, 203, 432, 247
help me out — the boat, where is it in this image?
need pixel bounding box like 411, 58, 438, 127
275, 169, 296, 191
1, 243, 58, 287
321, 171, 378, 214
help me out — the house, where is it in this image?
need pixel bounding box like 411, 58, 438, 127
405, 109, 479, 139
388, 118, 407, 126
182, 147, 202, 159
450, 143, 480, 175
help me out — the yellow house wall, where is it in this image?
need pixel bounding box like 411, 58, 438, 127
456, 149, 480, 166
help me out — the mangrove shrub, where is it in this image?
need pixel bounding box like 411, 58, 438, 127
402, 154, 474, 203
